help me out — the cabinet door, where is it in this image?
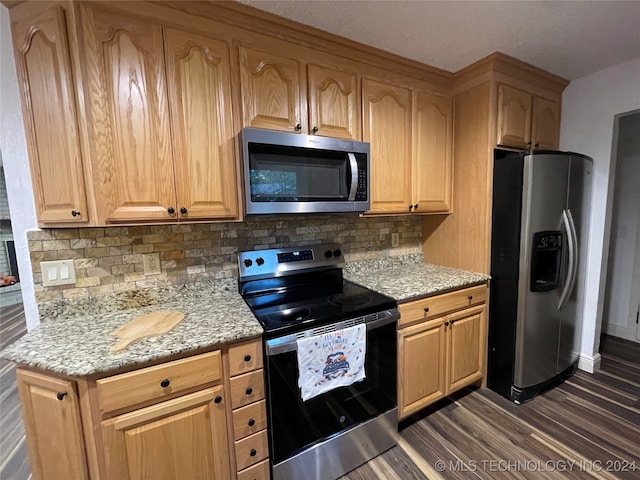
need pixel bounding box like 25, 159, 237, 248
164, 28, 239, 220
412, 91, 453, 213
496, 84, 532, 149
10, 4, 88, 225
531, 97, 561, 150
16, 369, 88, 480
446, 304, 486, 393
80, 6, 176, 223
102, 386, 231, 480
362, 78, 412, 214
307, 64, 360, 140
397, 319, 447, 419
239, 46, 303, 133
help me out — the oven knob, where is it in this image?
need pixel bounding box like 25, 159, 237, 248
333, 249, 342, 258
243, 259, 253, 268
256, 257, 265, 266
324, 250, 333, 258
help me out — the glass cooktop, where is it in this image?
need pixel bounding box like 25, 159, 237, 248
240, 269, 397, 338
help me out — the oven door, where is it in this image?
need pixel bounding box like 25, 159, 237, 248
264, 315, 397, 466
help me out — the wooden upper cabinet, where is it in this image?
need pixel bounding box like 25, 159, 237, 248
239, 46, 303, 133
80, 6, 176, 223
101, 386, 231, 480
413, 91, 452, 213
307, 64, 360, 140
16, 369, 88, 480
531, 97, 561, 150
10, 3, 88, 225
164, 28, 238, 220
496, 83, 560, 150
363, 78, 412, 214
496, 84, 533, 149
238, 46, 361, 139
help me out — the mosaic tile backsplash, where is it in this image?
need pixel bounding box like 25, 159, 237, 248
28, 215, 422, 305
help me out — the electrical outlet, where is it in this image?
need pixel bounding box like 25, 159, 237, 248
41, 260, 76, 286
143, 253, 161, 275
391, 232, 400, 247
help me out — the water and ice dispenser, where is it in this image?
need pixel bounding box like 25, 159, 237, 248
530, 231, 563, 292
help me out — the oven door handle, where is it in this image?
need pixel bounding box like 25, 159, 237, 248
265, 310, 399, 356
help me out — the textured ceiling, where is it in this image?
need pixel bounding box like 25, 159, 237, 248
238, 0, 640, 80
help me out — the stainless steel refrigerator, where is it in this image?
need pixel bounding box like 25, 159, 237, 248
488, 150, 592, 403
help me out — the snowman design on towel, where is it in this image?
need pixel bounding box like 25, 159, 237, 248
297, 324, 366, 401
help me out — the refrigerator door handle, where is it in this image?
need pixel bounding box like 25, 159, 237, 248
567, 208, 579, 298
558, 209, 578, 310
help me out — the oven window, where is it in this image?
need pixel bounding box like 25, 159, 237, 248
265, 321, 397, 464
248, 144, 349, 202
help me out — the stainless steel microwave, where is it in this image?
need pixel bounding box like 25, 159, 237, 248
242, 128, 370, 215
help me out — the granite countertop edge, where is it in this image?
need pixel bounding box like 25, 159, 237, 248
0, 279, 264, 377
344, 253, 491, 303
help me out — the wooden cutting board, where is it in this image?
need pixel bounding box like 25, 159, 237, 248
110, 310, 185, 352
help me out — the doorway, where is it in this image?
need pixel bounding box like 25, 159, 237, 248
602, 110, 640, 343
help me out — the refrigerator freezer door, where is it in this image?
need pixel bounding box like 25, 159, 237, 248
514, 154, 570, 389
557, 156, 592, 374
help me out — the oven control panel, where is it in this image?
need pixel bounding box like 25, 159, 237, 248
238, 244, 344, 281
277, 250, 313, 263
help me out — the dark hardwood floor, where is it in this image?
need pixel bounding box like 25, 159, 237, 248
0, 302, 30, 480
1, 309, 638, 480
342, 334, 640, 480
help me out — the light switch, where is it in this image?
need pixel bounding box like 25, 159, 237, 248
60, 264, 70, 279
41, 260, 76, 287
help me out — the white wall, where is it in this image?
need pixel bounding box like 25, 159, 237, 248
560, 57, 640, 370
0, 6, 40, 330
602, 113, 640, 342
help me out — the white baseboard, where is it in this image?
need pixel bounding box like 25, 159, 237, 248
603, 323, 639, 342
578, 353, 602, 373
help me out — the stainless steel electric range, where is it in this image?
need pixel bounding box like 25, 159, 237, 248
238, 244, 399, 480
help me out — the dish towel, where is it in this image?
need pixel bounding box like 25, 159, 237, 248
296, 324, 366, 401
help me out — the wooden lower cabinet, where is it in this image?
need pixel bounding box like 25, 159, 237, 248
16, 369, 88, 480
15, 341, 269, 480
229, 339, 270, 479
447, 305, 485, 392
101, 386, 230, 480
397, 285, 488, 419
398, 319, 447, 415
237, 459, 270, 480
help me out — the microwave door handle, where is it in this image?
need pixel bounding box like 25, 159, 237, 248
347, 153, 358, 201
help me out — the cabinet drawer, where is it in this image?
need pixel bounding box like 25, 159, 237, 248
230, 370, 265, 409
235, 429, 269, 471
398, 284, 487, 328
233, 400, 267, 441
237, 459, 270, 480
97, 351, 221, 413
229, 339, 264, 377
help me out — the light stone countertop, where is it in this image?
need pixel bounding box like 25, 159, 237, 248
344, 254, 490, 302
1, 254, 489, 377
0, 279, 263, 377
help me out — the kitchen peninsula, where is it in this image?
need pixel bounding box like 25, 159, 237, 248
2, 254, 489, 480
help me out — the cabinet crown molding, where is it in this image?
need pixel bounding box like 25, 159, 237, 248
454, 51, 570, 93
